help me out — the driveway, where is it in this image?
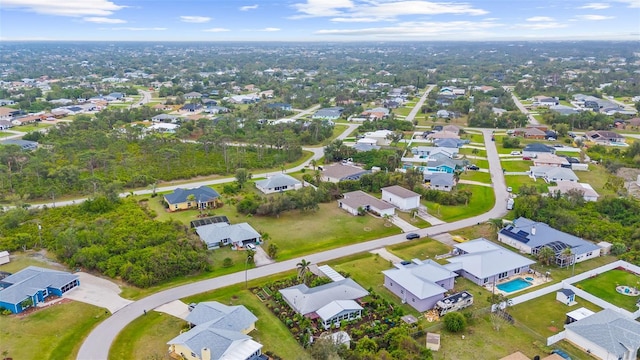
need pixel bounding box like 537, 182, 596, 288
391, 215, 419, 232
64, 272, 132, 313
253, 245, 274, 267
154, 300, 190, 320
370, 248, 404, 263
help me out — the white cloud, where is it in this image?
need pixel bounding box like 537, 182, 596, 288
292, 0, 488, 20
1, 0, 125, 17
579, 3, 611, 9
83, 17, 126, 24
614, 0, 640, 7
260, 27, 281, 31
240, 4, 259, 11
574, 14, 615, 19
203, 28, 231, 32
315, 20, 502, 37
515, 22, 568, 30
179, 16, 211, 23
111, 27, 167, 31
526, 16, 554, 22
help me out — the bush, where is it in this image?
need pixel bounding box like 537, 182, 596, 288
222, 257, 234, 268
502, 136, 521, 149
443, 312, 466, 333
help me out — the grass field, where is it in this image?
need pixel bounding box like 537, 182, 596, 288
12, 123, 53, 132
458, 147, 487, 157
422, 184, 495, 222
109, 311, 183, 360
510, 292, 602, 338
462, 133, 485, 144
576, 164, 616, 196
387, 239, 451, 262
504, 175, 548, 193
0, 301, 107, 360
460, 170, 491, 184
501, 159, 534, 172
575, 269, 640, 311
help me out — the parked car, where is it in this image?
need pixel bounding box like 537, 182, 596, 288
467, 165, 480, 170
522, 156, 532, 160
246, 243, 256, 250
400, 260, 412, 265
551, 349, 572, 360
553, 144, 564, 148
510, 151, 521, 155
507, 187, 513, 192
406, 233, 420, 240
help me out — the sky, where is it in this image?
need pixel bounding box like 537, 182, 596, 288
0, 0, 639, 41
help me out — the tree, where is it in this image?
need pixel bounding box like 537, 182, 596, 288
235, 168, 251, 189
487, 218, 504, 233
443, 312, 466, 333
296, 259, 312, 284
267, 243, 278, 259
560, 247, 573, 268
246, 249, 256, 266
611, 242, 627, 256
537, 246, 556, 266
355, 336, 378, 354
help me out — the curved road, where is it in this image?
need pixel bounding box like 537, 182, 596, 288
77, 129, 507, 359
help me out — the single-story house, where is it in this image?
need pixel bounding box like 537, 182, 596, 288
0, 120, 13, 130
0, 250, 9, 265
322, 164, 370, 183
312, 107, 344, 120
0, 139, 38, 151
383, 259, 457, 312
0, 266, 80, 314
533, 96, 559, 107
532, 153, 570, 168
427, 131, 460, 140
444, 238, 536, 287
556, 289, 577, 306
585, 130, 625, 145
0, 107, 20, 121
195, 222, 261, 249
548, 181, 600, 202
361, 130, 394, 146
164, 186, 220, 212
352, 143, 381, 152
498, 217, 601, 267
434, 138, 465, 148
514, 127, 546, 139
530, 166, 579, 183
168, 301, 262, 360
523, 143, 556, 158
267, 103, 292, 111
255, 173, 302, 194
338, 190, 395, 217
107, 92, 124, 100
180, 104, 202, 112
148, 122, 179, 133
425, 158, 463, 174
412, 146, 457, 159
424, 172, 456, 192
562, 309, 640, 360
183, 91, 202, 100
381, 185, 421, 210
11, 115, 40, 126
279, 278, 369, 329
550, 105, 579, 116
0, 99, 15, 106
436, 110, 451, 119
151, 113, 180, 123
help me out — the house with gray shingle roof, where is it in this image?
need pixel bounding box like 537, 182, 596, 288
498, 217, 601, 267
424, 172, 456, 192
0, 266, 80, 313
530, 166, 579, 183
164, 186, 220, 212
444, 238, 535, 286
338, 190, 395, 217
195, 222, 261, 250
279, 278, 368, 329
383, 259, 457, 312
312, 107, 344, 120
322, 164, 370, 183
168, 301, 262, 360
254, 173, 302, 194
562, 309, 640, 360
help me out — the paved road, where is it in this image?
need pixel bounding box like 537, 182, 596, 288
406, 84, 435, 122
131, 90, 152, 108
504, 86, 539, 126
77, 128, 507, 360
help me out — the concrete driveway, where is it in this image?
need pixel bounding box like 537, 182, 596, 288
64, 272, 132, 313
253, 245, 275, 267
155, 300, 190, 320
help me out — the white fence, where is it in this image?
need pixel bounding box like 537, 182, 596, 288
546, 331, 566, 346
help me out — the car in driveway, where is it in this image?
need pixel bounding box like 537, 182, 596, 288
507, 186, 513, 192
467, 164, 480, 170
406, 233, 420, 240
510, 151, 522, 155
246, 243, 256, 250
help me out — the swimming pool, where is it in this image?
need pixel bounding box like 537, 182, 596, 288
497, 278, 532, 293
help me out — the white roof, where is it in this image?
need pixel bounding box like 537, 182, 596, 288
317, 265, 345, 282
566, 307, 595, 321
382, 260, 455, 299
316, 300, 363, 321
0, 251, 9, 257
446, 238, 535, 279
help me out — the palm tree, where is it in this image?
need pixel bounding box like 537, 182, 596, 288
487, 218, 504, 233
560, 247, 573, 268
297, 259, 312, 284
537, 246, 556, 266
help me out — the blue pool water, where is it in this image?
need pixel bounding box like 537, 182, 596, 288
497, 278, 532, 293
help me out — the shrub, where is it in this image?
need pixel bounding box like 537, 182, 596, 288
443, 312, 466, 333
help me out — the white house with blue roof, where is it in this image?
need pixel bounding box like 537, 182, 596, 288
0, 266, 79, 314
498, 217, 601, 267
168, 301, 262, 360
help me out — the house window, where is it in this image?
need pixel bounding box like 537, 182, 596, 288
412, 298, 415, 302
174, 205, 178, 209
191, 352, 196, 358
499, 271, 508, 279
586, 252, 592, 256
187, 202, 191, 207
483, 278, 488, 284
514, 268, 520, 274
400, 289, 404, 294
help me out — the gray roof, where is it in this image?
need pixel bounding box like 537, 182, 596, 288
530, 166, 579, 182
1, 139, 38, 150
566, 309, 640, 357
168, 324, 261, 360
382, 185, 420, 199
434, 138, 464, 148
164, 186, 220, 205
313, 107, 344, 118
550, 105, 579, 115
196, 222, 260, 247
382, 260, 455, 299
558, 289, 575, 296
322, 164, 370, 181
446, 238, 535, 279
0, 266, 78, 304
523, 143, 555, 153
424, 172, 455, 186
255, 174, 301, 190
499, 217, 600, 255
352, 143, 380, 152
279, 278, 368, 316
186, 301, 258, 331
152, 113, 179, 121
315, 300, 363, 321
340, 190, 395, 212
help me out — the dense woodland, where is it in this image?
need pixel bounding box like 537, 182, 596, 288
0, 197, 210, 287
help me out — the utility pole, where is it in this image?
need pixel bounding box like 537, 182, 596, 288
38, 223, 42, 248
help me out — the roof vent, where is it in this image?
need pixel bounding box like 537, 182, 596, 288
531, 226, 536, 236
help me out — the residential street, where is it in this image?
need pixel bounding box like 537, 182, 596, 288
405, 84, 435, 122
77, 129, 508, 360
504, 86, 539, 126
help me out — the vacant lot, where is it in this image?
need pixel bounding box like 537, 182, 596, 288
505, 175, 548, 194
387, 239, 451, 262
0, 301, 107, 360
423, 184, 495, 222
110, 311, 182, 360
575, 269, 640, 311
460, 170, 491, 184
501, 159, 533, 172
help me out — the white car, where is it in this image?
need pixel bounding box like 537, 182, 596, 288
510, 151, 521, 155
246, 243, 256, 250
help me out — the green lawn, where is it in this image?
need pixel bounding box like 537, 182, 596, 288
0, 251, 68, 273
576, 164, 616, 196
510, 292, 602, 338
0, 131, 12, 138
395, 210, 431, 228
393, 106, 413, 116
0, 301, 108, 360
422, 184, 495, 222
109, 311, 183, 360
472, 159, 489, 169
505, 175, 548, 193
11, 123, 53, 132
461, 133, 484, 144
501, 159, 533, 172
460, 170, 491, 184
555, 150, 580, 157
575, 269, 640, 312
458, 147, 487, 157
387, 239, 451, 262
